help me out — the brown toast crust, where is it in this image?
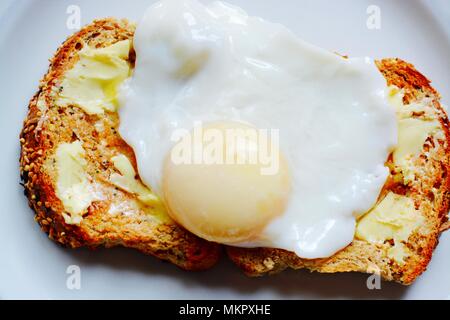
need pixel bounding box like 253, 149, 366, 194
227, 59, 450, 285
19, 19, 220, 271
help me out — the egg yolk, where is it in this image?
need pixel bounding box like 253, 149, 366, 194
162, 121, 291, 243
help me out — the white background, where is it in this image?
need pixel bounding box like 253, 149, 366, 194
0, 0, 449, 299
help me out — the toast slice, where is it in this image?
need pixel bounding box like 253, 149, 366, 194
20, 19, 220, 271
227, 59, 450, 284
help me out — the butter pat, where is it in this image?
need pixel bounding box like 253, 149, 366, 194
110, 155, 172, 222
356, 192, 423, 243
387, 86, 430, 119
55, 141, 97, 225
387, 86, 404, 113
387, 86, 443, 172
356, 192, 423, 264
57, 40, 131, 115
110, 154, 159, 205
36, 96, 46, 112
387, 243, 410, 265
394, 118, 441, 166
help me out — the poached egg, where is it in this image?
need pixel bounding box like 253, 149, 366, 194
118, 0, 397, 259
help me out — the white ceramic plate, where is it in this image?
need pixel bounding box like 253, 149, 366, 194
0, 0, 449, 300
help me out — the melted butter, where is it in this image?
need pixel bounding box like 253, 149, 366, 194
387, 86, 405, 113
57, 40, 131, 115
109, 154, 171, 222
110, 154, 159, 205
387, 86, 435, 120
356, 192, 423, 264
394, 118, 442, 166
387, 86, 443, 171
36, 96, 46, 112
355, 88, 441, 263
387, 243, 410, 265
110, 154, 159, 204
55, 141, 100, 225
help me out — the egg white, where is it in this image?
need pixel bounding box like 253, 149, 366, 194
118, 0, 397, 258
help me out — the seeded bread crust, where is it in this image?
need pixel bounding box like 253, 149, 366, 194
19, 19, 220, 271
227, 59, 450, 284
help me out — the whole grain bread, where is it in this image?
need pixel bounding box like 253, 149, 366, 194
19, 19, 220, 271
227, 59, 450, 284
20, 18, 449, 283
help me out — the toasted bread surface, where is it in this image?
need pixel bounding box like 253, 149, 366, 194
227, 59, 450, 284
20, 18, 449, 283
20, 19, 220, 271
